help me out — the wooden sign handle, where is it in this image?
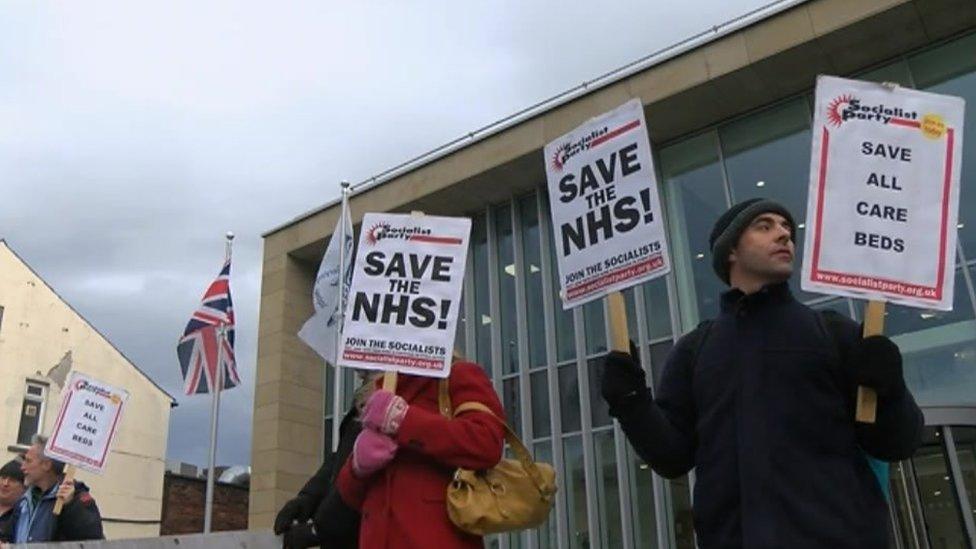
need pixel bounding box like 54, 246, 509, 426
382, 370, 398, 393
53, 464, 77, 515
856, 300, 886, 424
607, 292, 630, 353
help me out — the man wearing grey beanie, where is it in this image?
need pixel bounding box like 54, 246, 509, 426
600, 198, 923, 548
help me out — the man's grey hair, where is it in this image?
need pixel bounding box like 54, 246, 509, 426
30, 434, 66, 475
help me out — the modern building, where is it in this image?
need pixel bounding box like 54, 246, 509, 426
252, 0, 976, 546
0, 240, 175, 539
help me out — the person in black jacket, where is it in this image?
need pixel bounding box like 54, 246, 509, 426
602, 198, 923, 548
0, 458, 27, 542
8, 436, 104, 543
274, 376, 371, 549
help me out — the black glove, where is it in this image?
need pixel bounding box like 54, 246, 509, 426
282, 523, 319, 549
600, 341, 648, 414
274, 496, 315, 535
852, 335, 906, 399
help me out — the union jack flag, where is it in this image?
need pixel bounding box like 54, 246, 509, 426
177, 260, 240, 395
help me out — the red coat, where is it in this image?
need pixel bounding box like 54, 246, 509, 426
336, 362, 505, 549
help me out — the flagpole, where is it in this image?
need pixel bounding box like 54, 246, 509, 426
204, 231, 233, 533
330, 181, 350, 452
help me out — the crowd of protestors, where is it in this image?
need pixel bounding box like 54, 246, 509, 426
274, 199, 922, 549
0, 199, 922, 548
0, 436, 104, 545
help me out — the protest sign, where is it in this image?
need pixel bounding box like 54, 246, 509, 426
544, 98, 670, 310
337, 212, 470, 378
801, 75, 965, 310
46, 371, 129, 474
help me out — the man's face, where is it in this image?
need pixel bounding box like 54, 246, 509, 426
21, 445, 51, 487
0, 474, 25, 507
729, 213, 795, 284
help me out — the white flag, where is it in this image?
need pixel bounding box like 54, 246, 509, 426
298, 197, 354, 364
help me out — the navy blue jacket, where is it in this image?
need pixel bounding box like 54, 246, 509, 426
615, 283, 923, 548
9, 480, 104, 543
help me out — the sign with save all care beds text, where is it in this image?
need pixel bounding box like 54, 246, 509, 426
544, 98, 670, 309
338, 213, 470, 378
801, 75, 965, 310
46, 371, 129, 474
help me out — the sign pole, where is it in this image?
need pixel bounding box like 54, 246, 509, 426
856, 299, 885, 423
606, 292, 630, 353
204, 232, 233, 533
52, 464, 77, 515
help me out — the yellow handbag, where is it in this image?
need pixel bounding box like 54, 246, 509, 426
437, 380, 558, 536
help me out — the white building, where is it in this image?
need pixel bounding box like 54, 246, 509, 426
0, 240, 175, 539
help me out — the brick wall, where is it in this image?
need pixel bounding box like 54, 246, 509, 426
160, 473, 249, 535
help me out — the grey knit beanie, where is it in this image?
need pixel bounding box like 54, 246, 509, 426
709, 198, 795, 285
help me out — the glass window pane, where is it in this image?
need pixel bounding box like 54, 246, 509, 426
472, 214, 493, 371
563, 436, 590, 549
323, 417, 333, 456
496, 204, 519, 374
543, 191, 578, 362
533, 440, 557, 549
531, 369, 552, 438
628, 446, 659, 549
950, 427, 976, 527
16, 398, 41, 446
622, 287, 639, 343
503, 377, 521, 438
855, 60, 914, 87
455, 294, 466, 356
913, 427, 968, 545
559, 365, 582, 433
593, 430, 624, 549
877, 269, 976, 406
325, 363, 335, 416
342, 368, 356, 410
670, 475, 695, 549
584, 300, 607, 355
661, 132, 728, 322
649, 340, 675, 393
909, 34, 976, 259
587, 358, 612, 428
642, 276, 673, 340
520, 194, 548, 368
720, 98, 817, 302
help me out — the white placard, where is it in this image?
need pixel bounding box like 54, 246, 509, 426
544, 98, 670, 309
337, 213, 470, 378
801, 75, 965, 310
46, 372, 129, 474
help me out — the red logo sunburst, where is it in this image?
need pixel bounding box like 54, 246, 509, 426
827, 94, 853, 127
365, 223, 385, 246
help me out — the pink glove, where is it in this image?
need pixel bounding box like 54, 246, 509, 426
361, 390, 408, 435
351, 429, 397, 478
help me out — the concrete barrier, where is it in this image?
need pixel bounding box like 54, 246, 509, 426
8, 531, 278, 548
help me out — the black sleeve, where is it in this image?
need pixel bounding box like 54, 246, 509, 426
297, 453, 336, 503
827, 313, 925, 461
614, 335, 697, 478
58, 490, 105, 541
312, 409, 362, 545
858, 388, 924, 461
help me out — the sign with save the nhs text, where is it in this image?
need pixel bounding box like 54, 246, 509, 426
338, 213, 470, 378
801, 75, 965, 310
46, 372, 129, 474
544, 99, 670, 309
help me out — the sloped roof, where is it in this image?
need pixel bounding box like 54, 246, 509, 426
0, 239, 177, 405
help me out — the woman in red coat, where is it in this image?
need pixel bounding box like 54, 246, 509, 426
335, 360, 505, 549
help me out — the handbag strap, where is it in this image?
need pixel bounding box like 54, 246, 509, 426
453, 401, 552, 496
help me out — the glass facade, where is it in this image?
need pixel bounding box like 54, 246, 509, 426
321, 31, 976, 548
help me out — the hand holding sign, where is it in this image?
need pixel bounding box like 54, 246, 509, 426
801, 76, 966, 422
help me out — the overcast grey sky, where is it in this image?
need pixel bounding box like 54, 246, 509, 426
1, 0, 769, 467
